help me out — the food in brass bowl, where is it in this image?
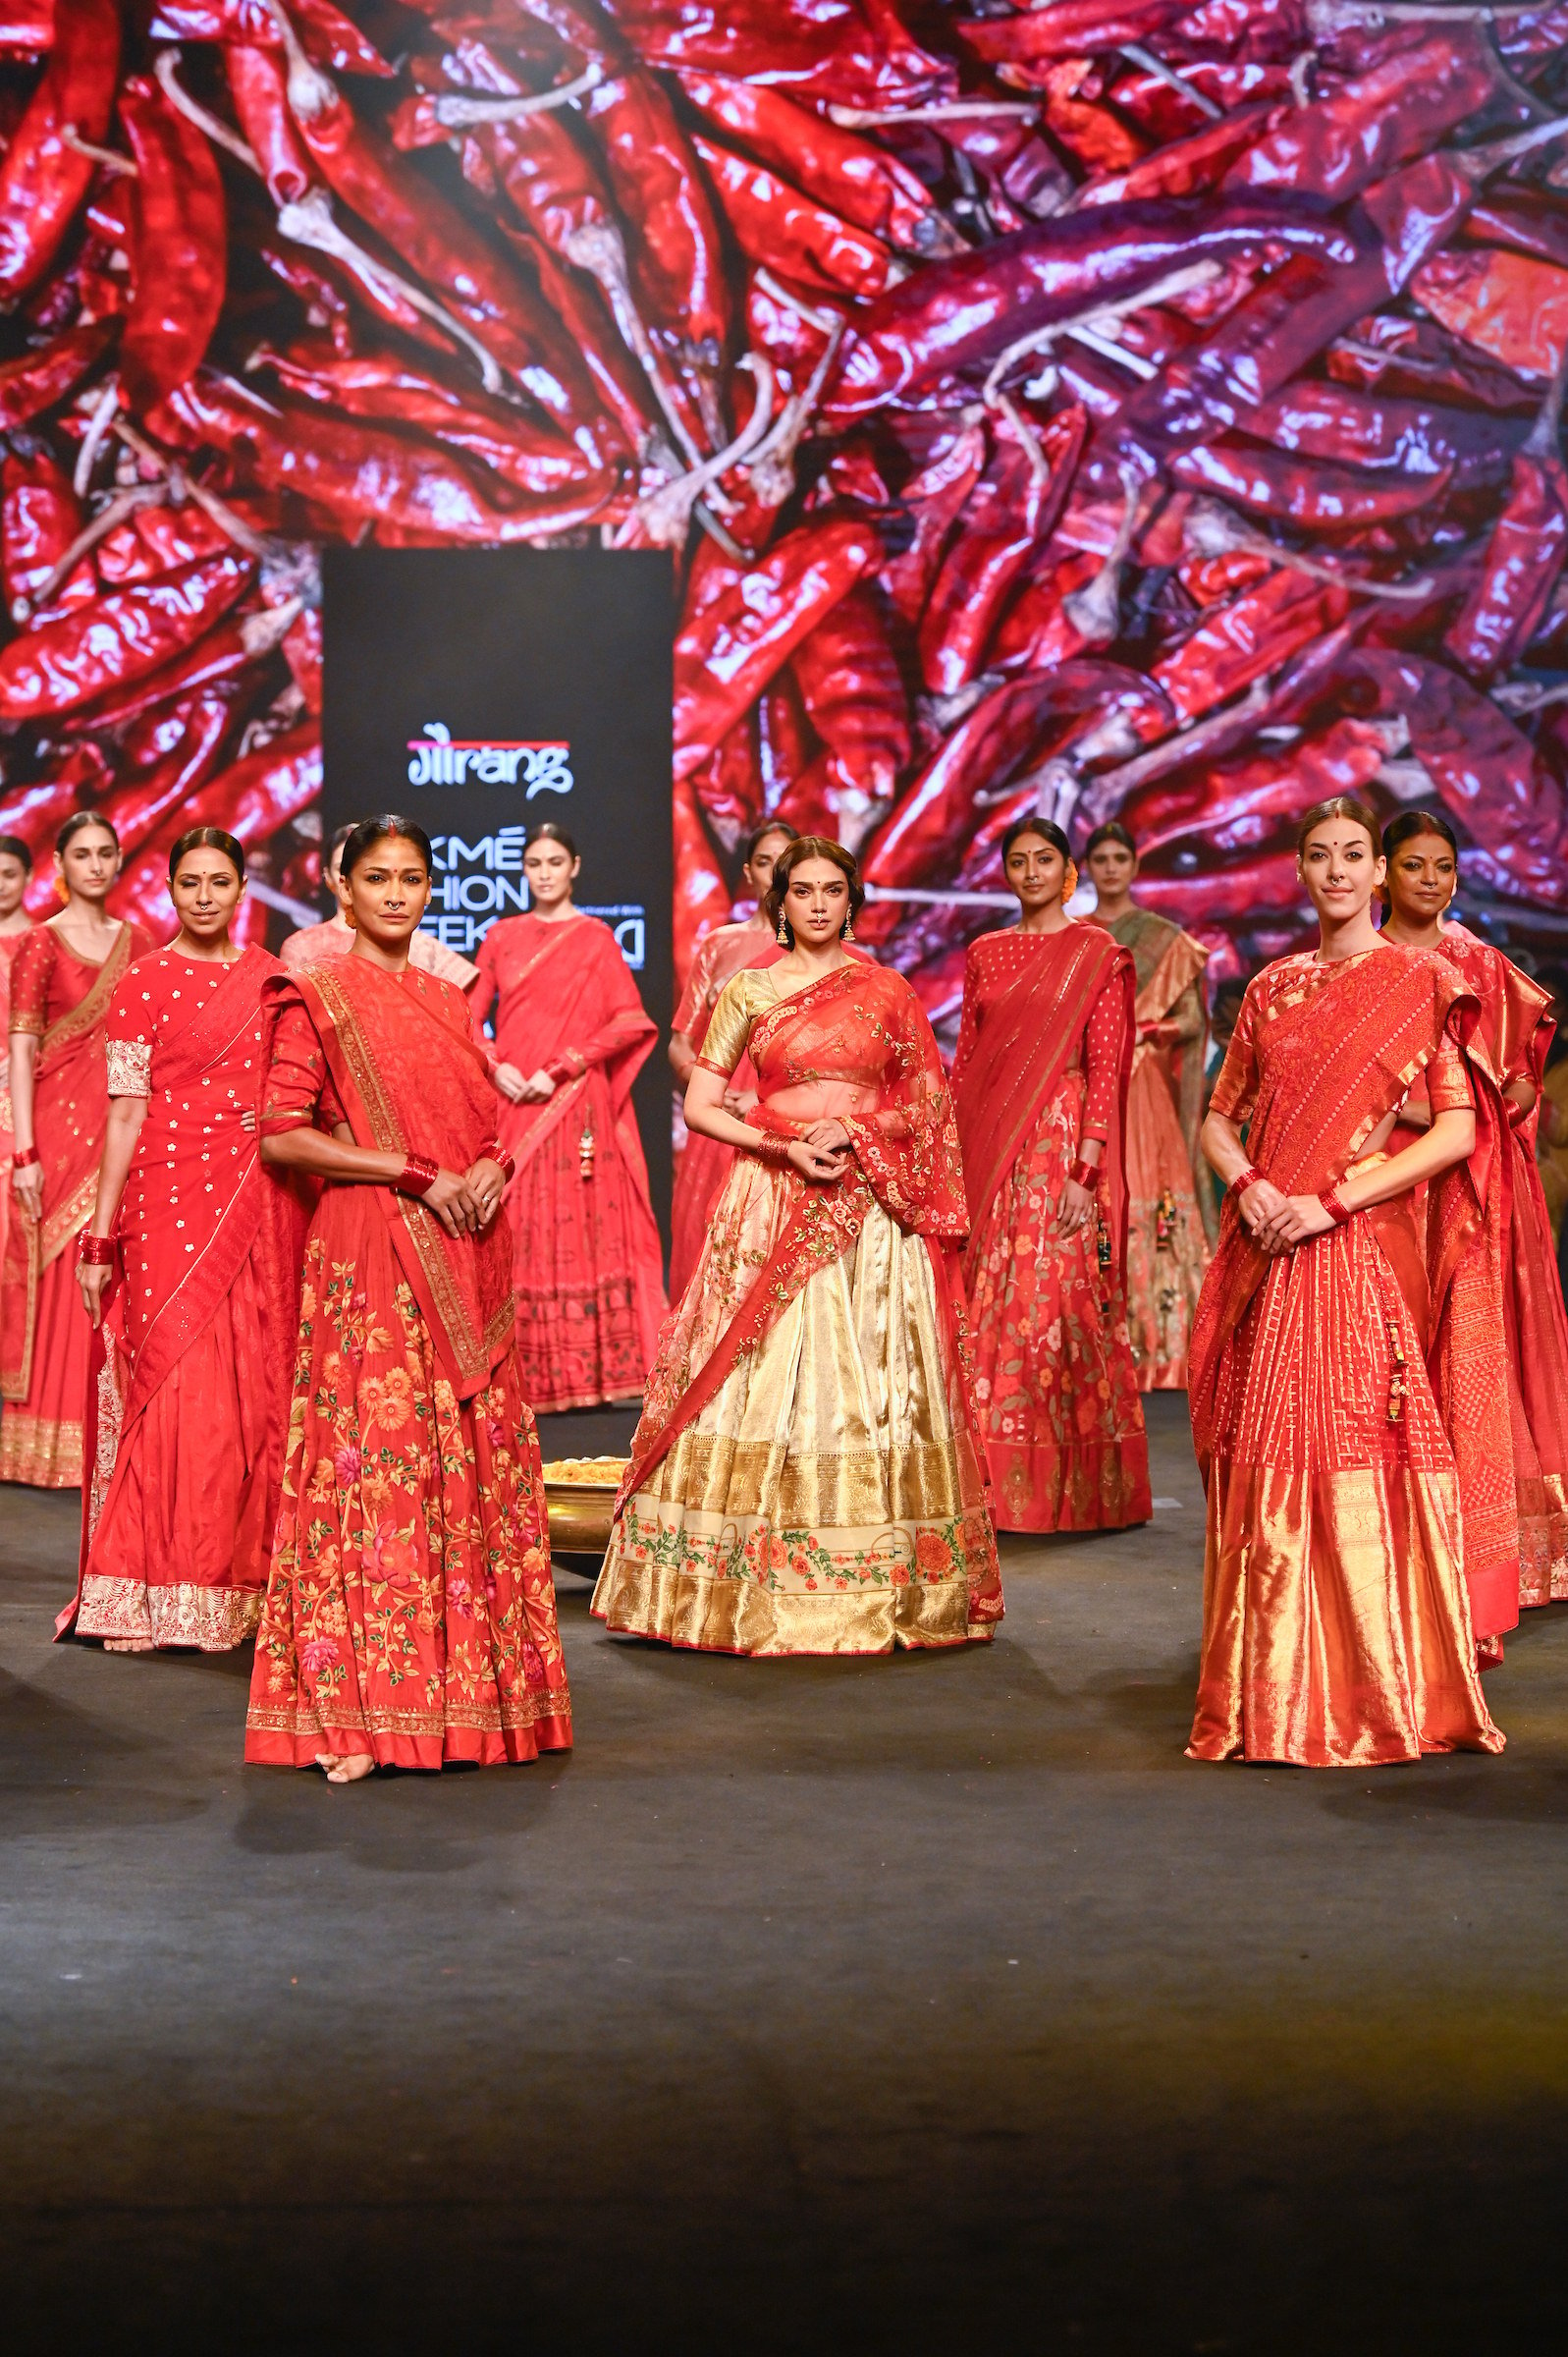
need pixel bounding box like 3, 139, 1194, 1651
541, 1457, 627, 1561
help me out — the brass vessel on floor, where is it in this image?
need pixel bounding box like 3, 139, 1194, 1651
541, 1457, 626, 1556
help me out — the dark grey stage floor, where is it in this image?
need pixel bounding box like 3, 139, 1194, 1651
3, 1393, 1567, 2354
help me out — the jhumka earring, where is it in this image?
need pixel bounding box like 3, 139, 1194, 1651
841, 912, 856, 942
777, 912, 790, 946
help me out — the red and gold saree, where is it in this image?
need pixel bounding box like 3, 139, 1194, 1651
473, 911, 666, 1409
1097, 908, 1214, 1385
1189, 944, 1504, 1767
0, 925, 32, 1386
593, 959, 1001, 1656
669, 916, 782, 1300
1419, 926, 1568, 1612
952, 924, 1151, 1533
244, 955, 571, 1771
1, 918, 151, 1487
60, 946, 306, 1650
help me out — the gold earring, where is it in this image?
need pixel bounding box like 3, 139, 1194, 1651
776, 912, 790, 945
841, 912, 855, 942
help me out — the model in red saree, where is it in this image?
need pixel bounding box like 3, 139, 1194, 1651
56, 946, 303, 1649
669, 916, 783, 1300
244, 955, 571, 1770
1393, 926, 1568, 1613
951, 925, 1151, 1532
592, 959, 1002, 1655
1094, 908, 1213, 1387
1190, 945, 1504, 1766
0, 924, 32, 1371
2, 918, 151, 1487
473, 911, 665, 1410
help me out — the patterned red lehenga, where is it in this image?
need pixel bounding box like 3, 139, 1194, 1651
593, 959, 1002, 1655
669, 916, 782, 1300
1, 918, 151, 1487
1095, 908, 1213, 1387
57, 946, 303, 1651
951, 924, 1151, 1532
1189, 945, 1504, 1767
473, 912, 666, 1410
1407, 925, 1568, 1613
244, 956, 571, 1771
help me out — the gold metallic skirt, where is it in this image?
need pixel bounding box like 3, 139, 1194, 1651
592, 1155, 999, 1656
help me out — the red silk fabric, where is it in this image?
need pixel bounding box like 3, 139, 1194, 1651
261, 957, 514, 1401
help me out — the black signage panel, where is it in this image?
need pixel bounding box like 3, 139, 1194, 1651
322, 546, 676, 1233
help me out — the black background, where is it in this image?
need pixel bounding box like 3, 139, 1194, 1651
322, 545, 676, 1236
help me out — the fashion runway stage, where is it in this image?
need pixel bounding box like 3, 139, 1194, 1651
4, 1395, 1567, 2354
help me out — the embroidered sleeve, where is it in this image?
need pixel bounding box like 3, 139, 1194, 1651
6, 927, 52, 1035
1209, 987, 1261, 1124
260, 999, 346, 1132
1429, 1031, 1475, 1115
1081, 974, 1124, 1143
695, 973, 755, 1078
105, 1040, 152, 1097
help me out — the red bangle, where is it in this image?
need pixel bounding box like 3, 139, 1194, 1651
11, 1144, 38, 1170
1319, 1184, 1353, 1226
400, 1153, 440, 1197
1070, 1157, 1100, 1190
744, 1127, 793, 1166
479, 1139, 515, 1183
78, 1232, 117, 1266
1229, 1165, 1265, 1198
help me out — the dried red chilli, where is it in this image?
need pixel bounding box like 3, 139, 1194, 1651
0, 552, 255, 721
119, 73, 229, 411
0, 0, 121, 301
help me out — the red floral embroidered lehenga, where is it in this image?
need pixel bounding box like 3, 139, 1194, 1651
952, 924, 1151, 1532
57, 946, 305, 1650
592, 959, 1002, 1655
669, 916, 782, 1299
2, 918, 151, 1487
244, 956, 571, 1771
1189, 945, 1504, 1767
473, 912, 666, 1410
1095, 907, 1214, 1386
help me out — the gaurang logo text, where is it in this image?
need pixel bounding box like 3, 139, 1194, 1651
406, 722, 573, 795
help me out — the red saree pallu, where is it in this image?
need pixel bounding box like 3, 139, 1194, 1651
670, 918, 783, 1301
593, 959, 1002, 1657
1189, 945, 1504, 1768
58, 946, 305, 1651
1099, 911, 1214, 1387
473, 911, 666, 1410
243, 957, 571, 1771
1, 919, 150, 1488
952, 925, 1151, 1534
1426, 926, 1568, 1611
0, 928, 31, 1406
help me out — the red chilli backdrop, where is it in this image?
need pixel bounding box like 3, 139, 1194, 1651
1, 1, 1568, 1038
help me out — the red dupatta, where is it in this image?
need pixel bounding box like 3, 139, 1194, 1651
1, 921, 141, 1400
621, 960, 973, 1506
950, 923, 1135, 1292
265, 958, 514, 1400
1191, 945, 1505, 1451
479, 913, 658, 1181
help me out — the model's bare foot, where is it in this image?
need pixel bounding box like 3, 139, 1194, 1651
316, 1751, 375, 1783
104, 1637, 154, 1654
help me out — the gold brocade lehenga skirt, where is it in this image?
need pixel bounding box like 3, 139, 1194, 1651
1189, 1212, 1502, 1767
592, 1156, 1000, 1656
